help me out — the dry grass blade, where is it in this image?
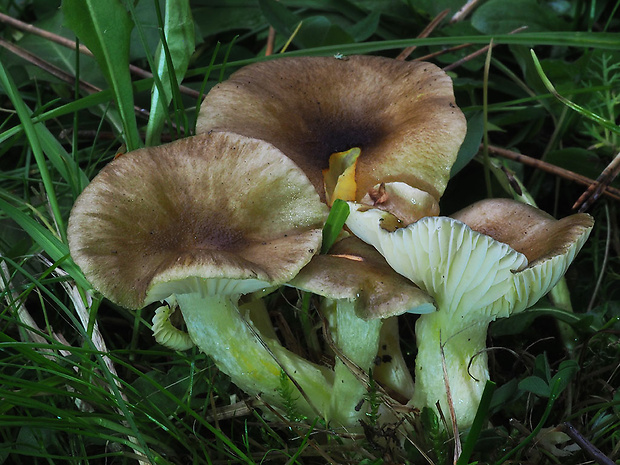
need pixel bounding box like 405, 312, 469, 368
237, 307, 324, 420
450, 0, 482, 23
1, 255, 50, 348
319, 315, 417, 420
573, 151, 620, 212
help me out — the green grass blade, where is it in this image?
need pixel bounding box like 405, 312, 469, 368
0, 197, 90, 290
0, 60, 66, 240
321, 199, 350, 254
145, 0, 195, 146
530, 49, 620, 136
186, 31, 620, 77
62, 0, 142, 151
457, 381, 497, 465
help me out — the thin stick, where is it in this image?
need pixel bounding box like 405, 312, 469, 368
573, 151, 620, 211
0, 38, 101, 94
396, 9, 449, 61
486, 144, 620, 202
0, 12, 200, 99
265, 26, 276, 56
562, 422, 616, 465
443, 26, 527, 72
0, 39, 152, 121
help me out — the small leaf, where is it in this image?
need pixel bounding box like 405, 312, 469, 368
347, 10, 380, 42
533, 353, 552, 383
519, 375, 550, 398
258, 0, 299, 39
472, 0, 567, 34
549, 360, 579, 396
451, 112, 484, 177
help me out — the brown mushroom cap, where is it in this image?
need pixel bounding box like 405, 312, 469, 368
197, 55, 467, 202
289, 236, 435, 319
68, 132, 328, 309
451, 198, 595, 312
452, 198, 595, 266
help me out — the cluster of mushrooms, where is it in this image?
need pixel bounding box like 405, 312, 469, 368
67, 56, 594, 430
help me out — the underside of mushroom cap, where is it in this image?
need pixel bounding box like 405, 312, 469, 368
452, 198, 594, 312
197, 55, 466, 202
289, 236, 435, 319
345, 200, 593, 321
68, 132, 328, 309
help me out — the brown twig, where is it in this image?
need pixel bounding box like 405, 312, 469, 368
0, 38, 101, 94
265, 26, 276, 56
573, 150, 620, 212
0, 38, 152, 121
486, 144, 620, 203
396, 9, 450, 61
443, 26, 527, 72
0, 11, 201, 100
414, 42, 472, 63
562, 422, 616, 465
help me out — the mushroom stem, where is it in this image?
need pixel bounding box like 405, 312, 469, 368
411, 314, 489, 429
323, 299, 382, 425
174, 292, 334, 421
373, 317, 415, 401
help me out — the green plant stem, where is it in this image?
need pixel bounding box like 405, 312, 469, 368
531, 49, 620, 137
175, 292, 335, 422
482, 40, 494, 198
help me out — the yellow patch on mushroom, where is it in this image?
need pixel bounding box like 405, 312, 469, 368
323, 147, 360, 205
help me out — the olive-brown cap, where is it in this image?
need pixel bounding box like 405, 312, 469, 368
289, 236, 435, 320
68, 132, 328, 309
197, 55, 466, 202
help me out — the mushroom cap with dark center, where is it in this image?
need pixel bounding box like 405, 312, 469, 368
197, 55, 466, 202
68, 132, 328, 309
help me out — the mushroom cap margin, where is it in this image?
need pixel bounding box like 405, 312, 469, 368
289, 236, 435, 320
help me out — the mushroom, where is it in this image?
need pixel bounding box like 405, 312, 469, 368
344, 198, 594, 428
196, 55, 467, 205
67, 131, 337, 420
289, 236, 435, 425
